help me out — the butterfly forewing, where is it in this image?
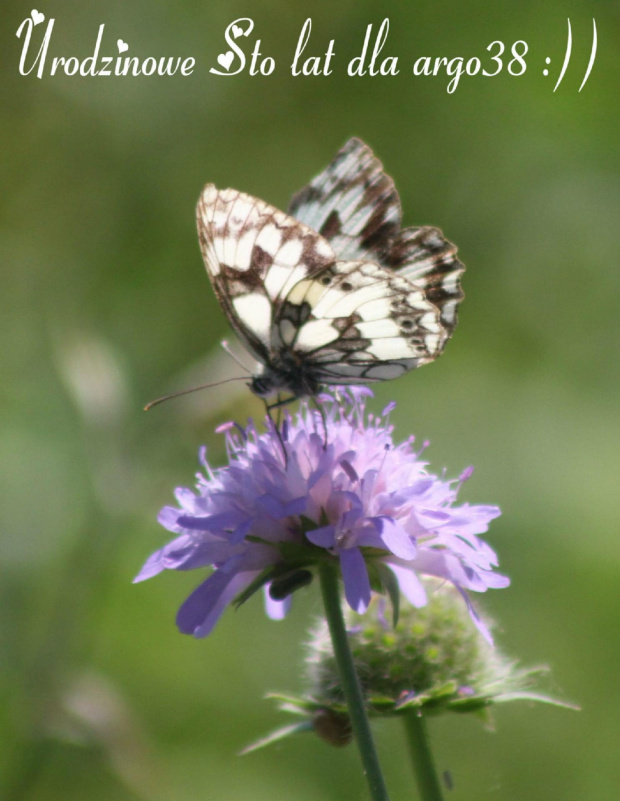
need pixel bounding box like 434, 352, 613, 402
197, 185, 336, 361
290, 138, 465, 350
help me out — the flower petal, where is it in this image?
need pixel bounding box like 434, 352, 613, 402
340, 548, 371, 613
373, 517, 417, 560
133, 548, 167, 582
454, 584, 494, 645
264, 586, 292, 620
386, 562, 428, 607
177, 510, 242, 532
176, 569, 251, 637
306, 525, 336, 548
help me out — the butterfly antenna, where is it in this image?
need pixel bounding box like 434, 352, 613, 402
220, 340, 253, 374
144, 376, 248, 411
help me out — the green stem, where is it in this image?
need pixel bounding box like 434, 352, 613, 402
403, 711, 445, 801
318, 562, 390, 801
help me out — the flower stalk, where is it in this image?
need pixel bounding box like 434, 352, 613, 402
318, 561, 390, 801
403, 711, 445, 801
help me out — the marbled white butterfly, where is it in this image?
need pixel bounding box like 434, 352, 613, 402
196, 138, 464, 400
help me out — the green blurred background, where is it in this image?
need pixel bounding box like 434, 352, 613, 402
2, 1, 618, 798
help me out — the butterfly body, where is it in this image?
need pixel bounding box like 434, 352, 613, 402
248, 346, 322, 399
196, 139, 464, 400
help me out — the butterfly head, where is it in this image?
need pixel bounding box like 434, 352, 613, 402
249, 359, 321, 401
249, 373, 279, 398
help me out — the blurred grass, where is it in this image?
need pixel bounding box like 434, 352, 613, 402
1, 0, 619, 799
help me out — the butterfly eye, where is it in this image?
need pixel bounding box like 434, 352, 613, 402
401, 319, 414, 329
250, 376, 272, 396
341, 281, 353, 292
320, 275, 332, 286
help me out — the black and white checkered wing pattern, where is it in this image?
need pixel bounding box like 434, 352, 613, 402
290, 138, 464, 352
288, 138, 401, 263
196, 139, 465, 397
386, 226, 465, 350
274, 260, 445, 384
196, 185, 335, 361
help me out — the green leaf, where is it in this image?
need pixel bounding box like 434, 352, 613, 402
299, 515, 319, 534
492, 692, 580, 709
269, 569, 313, 600
233, 559, 318, 609
232, 566, 278, 609
246, 533, 323, 563
265, 693, 338, 714
239, 722, 312, 755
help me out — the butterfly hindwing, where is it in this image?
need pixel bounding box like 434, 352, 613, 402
289, 138, 465, 350
288, 138, 401, 263
274, 259, 442, 384
387, 226, 465, 348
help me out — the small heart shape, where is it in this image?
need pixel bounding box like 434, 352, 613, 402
217, 51, 234, 71
117, 39, 129, 54
31, 9, 45, 25
231, 24, 244, 38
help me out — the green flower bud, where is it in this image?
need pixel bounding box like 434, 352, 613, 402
243, 580, 575, 754
304, 579, 565, 720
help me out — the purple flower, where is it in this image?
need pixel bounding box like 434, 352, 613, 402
135, 388, 508, 641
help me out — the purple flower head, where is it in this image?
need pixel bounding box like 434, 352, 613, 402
135, 388, 508, 641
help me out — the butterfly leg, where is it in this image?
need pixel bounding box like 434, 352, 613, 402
263, 398, 292, 467
266, 395, 297, 412
310, 396, 329, 449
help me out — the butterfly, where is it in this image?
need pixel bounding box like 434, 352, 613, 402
196, 138, 464, 401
